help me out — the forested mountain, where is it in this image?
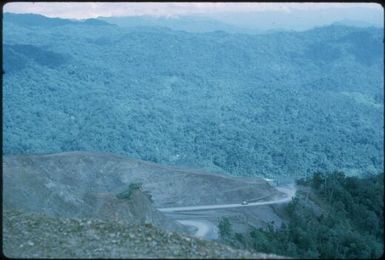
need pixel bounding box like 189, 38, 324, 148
3, 13, 384, 178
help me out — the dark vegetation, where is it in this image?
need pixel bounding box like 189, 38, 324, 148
3, 13, 384, 178
116, 182, 153, 202
116, 182, 144, 200
218, 217, 232, 239
219, 171, 384, 259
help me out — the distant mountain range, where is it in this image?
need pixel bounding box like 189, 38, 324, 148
98, 14, 382, 34
3, 13, 113, 27
98, 15, 257, 34
4, 12, 382, 34
332, 19, 382, 28
208, 7, 383, 31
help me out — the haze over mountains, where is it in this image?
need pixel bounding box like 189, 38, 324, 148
99, 14, 384, 34
3, 12, 384, 178
98, 8, 383, 34
206, 6, 383, 31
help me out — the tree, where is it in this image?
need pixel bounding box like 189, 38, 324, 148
116, 182, 143, 200
311, 171, 324, 190
218, 217, 232, 239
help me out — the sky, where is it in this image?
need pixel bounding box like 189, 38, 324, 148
3, 2, 383, 19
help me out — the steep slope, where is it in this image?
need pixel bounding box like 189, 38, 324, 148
3, 152, 279, 209
3, 152, 289, 240
3, 153, 187, 233
3, 151, 290, 257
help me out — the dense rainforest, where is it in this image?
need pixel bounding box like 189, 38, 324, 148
3, 13, 384, 178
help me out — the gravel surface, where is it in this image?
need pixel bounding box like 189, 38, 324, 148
3, 209, 286, 259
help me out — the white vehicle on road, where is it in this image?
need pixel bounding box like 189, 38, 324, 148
159, 185, 296, 212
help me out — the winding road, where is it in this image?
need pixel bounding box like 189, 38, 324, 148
159, 185, 296, 239
158, 186, 296, 212
176, 220, 215, 238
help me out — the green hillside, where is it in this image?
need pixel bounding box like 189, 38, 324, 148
3, 13, 384, 178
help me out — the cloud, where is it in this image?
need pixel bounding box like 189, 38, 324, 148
3, 2, 383, 19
